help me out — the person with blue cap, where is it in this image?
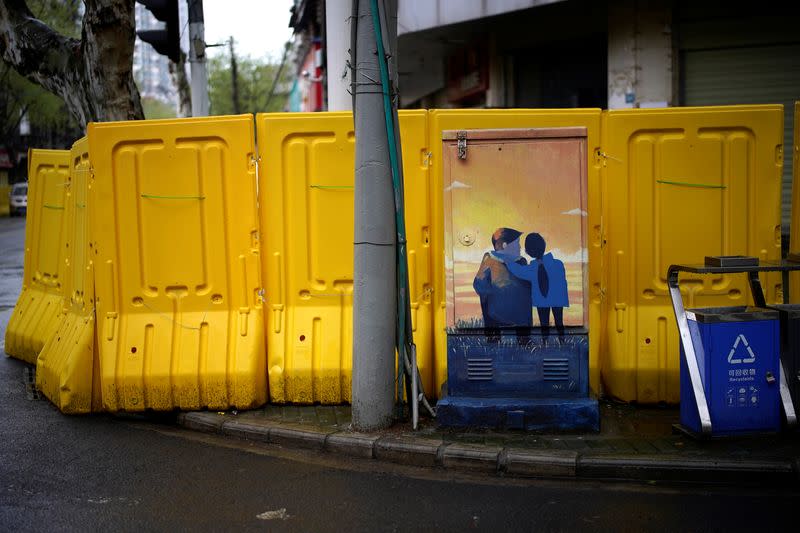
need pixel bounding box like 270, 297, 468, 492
473, 228, 533, 341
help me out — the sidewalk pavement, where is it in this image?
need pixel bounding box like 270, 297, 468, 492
177, 400, 800, 485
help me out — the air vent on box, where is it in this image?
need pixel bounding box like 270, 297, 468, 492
543, 358, 570, 381
467, 358, 493, 381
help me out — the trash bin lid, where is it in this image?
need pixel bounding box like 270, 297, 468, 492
766, 303, 800, 317
685, 306, 778, 323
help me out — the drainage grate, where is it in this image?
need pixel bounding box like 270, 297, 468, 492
23, 367, 42, 400
467, 358, 493, 381
543, 358, 570, 381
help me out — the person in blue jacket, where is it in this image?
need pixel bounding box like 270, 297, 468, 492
503, 233, 569, 336
473, 228, 533, 341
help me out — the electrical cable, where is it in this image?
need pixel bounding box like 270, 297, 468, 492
370, 0, 435, 421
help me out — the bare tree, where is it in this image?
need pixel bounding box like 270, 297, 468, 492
0, 0, 144, 129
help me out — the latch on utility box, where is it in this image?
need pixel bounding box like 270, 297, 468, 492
457, 131, 467, 160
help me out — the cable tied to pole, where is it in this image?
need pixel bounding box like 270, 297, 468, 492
369, 0, 435, 423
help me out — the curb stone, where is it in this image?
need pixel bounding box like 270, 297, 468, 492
326, 432, 380, 459
182, 412, 225, 434
504, 448, 578, 478
576, 454, 797, 483
175, 415, 799, 485
442, 443, 501, 473
269, 424, 336, 450
374, 436, 442, 467
221, 419, 274, 443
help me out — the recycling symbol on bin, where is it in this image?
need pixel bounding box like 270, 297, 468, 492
727, 334, 756, 364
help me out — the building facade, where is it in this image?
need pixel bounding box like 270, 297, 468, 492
286, 0, 800, 228
288, 0, 327, 112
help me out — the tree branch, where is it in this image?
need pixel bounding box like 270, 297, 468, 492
0, 0, 143, 129
0, 0, 79, 98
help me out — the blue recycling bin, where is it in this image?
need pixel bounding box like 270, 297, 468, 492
680, 306, 781, 436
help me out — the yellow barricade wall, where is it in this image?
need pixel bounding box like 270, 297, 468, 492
5, 149, 70, 363
791, 102, 800, 302
36, 138, 101, 413
89, 115, 266, 412
602, 105, 783, 403
428, 109, 605, 396
0, 185, 9, 217
256, 110, 434, 403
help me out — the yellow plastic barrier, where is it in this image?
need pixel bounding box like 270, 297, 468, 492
602, 105, 784, 403
791, 102, 800, 303
89, 115, 266, 412
36, 138, 101, 413
5, 149, 69, 363
0, 185, 9, 217
256, 110, 434, 403
428, 109, 605, 396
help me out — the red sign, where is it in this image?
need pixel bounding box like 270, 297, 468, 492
446, 41, 489, 104
299, 40, 324, 112
0, 147, 12, 169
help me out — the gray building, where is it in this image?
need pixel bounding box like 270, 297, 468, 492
289, 0, 800, 229
133, 2, 184, 109
397, 0, 800, 230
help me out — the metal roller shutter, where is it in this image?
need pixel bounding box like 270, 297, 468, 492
682, 44, 800, 234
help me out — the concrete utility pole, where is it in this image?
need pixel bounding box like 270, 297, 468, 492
351, 0, 397, 430
325, 0, 352, 111
187, 0, 208, 116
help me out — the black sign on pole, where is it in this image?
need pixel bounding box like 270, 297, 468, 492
136, 0, 181, 63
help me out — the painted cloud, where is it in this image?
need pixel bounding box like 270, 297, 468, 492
445, 180, 472, 192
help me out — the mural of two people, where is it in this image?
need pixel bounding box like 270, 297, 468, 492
473, 227, 568, 337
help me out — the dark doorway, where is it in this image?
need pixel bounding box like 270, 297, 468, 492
513, 34, 607, 108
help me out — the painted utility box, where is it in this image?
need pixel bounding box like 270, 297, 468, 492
436, 128, 599, 431
680, 306, 781, 435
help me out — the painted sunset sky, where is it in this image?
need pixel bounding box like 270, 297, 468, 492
445, 136, 588, 328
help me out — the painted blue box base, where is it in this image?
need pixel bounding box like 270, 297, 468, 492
446, 332, 589, 398
436, 395, 600, 432
442, 331, 596, 431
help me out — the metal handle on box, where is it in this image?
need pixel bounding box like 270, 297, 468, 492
668, 270, 713, 435
779, 362, 797, 426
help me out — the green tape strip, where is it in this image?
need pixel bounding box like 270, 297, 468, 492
76, 203, 86, 208
656, 179, 726, 190
309, 185, 354, 190
141, 194, 205, 200
43, 204, 64, 210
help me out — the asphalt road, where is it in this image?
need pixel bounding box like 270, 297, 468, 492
0, 216, 798, 532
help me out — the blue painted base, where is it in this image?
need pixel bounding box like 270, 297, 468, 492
446, 333, 589, 399
436, 395, 600, 432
